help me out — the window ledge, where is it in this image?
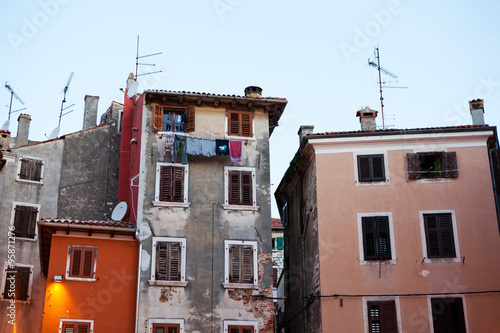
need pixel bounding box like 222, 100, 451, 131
359, 259, 397, 266
355, 180, 390, 186
15, 179, 43, 185
222, 205, 259, 211
225, 135, 256, 141
153, 201, 190, 208
148, 280, 188, 287
423, 257, 461, 264
15, 237, 37, 242
65, 277, 96, 282
223, 283, 258, 290
417, 178, 452, 184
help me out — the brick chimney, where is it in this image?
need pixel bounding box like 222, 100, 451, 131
0, 130, 10, 151
298, 125, 314, 145
16, 113, 31, 147
356, 107, 378, 131
83, 95, 99, 130
469, 99, 485, 125
244, 86, 262, 98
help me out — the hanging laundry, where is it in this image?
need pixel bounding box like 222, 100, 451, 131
229, 140, 242, 163
201, 138, 216, 157
216, 139, 229, 156
187, 137, 202, 155
164, 133, 175, 150
172, 135, 188, 164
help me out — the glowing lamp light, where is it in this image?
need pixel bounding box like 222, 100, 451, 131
53, 275, 63, 282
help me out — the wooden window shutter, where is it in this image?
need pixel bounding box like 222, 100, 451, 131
406, 153, 420, 179
63, 322, 90, 333
358, 156, 371, 181
160, 166, 184, 202
34, 159, 43, 181
241, 172, 253, 205
156, 242, 169, 280
17, 266, 30, 301
152, 104, 163, 131
362, 217, 391, 260
229, 244, 253, 283
168, 242, 181, 281
82, 249, 94, 278
242, 245, 253, 283
14, 205, 29, 238
27, 206, 38, 238
185, 105, 195, 132
376, 216, 392, 260
19, 158, 30, 180
431, 298, 466, 333
229, 171, 241, 205
444, 151, 458, 178
241, 112, 253, 137
156, 242, 182, 281
228, 170, 252, 206
69, 247, 95, 278
362, 217, 377, 260
424, 214, 456, 258
77, 324, 90, 333
228, 111, 240, 136
172, 167, 184, 203
277, 237, 284, 250
160, 166, 172, 202
70, 248, 82, 276
228, 111, 253, 137
372, 155, 385, 180
368, 301, 398, 333
229, 245, 240, 283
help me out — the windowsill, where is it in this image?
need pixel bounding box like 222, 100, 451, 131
148, 280, 188, 287
15, 179, 43, 185
422, 257, 462, 264
65, 277, 96, 282
355, 180, 390, 186
417, 178, 452, 184
222, 283, 258, 290
225, 135, 256, 141
222, 204, 259, 212
153, 201, 190, 208
15, 237, 37, 242
359, 259, 397, 266
158, 131, 189, 137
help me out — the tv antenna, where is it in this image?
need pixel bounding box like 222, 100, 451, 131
3, 82, 25, 131
45, 72, 75, 140
368, 47, 407, 129
135, 35, 162, 79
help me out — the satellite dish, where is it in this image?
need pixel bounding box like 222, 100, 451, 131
127, 81, 139, 98
48, 127, 60, 140
111, 201, 128, 221
1, 120, 9, 131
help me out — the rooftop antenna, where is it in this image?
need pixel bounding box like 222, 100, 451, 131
3, 82, 25, 131
135, 35, 162, 79
46, 72, 75, 140
368, 47, 407, 129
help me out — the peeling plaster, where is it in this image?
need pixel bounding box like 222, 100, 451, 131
141, 249, 151, 272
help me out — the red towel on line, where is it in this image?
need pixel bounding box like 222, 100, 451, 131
230, 140, 242, 163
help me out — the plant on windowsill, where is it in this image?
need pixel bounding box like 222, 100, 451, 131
420, 159, 444, 178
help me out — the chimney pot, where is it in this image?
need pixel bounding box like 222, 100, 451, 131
16, 113, 31, 147
298, 125, 314, 145
356, 107, 378, 131
244, 86, 262, 98
83, 95, 100, 130
469, 99, 485, 125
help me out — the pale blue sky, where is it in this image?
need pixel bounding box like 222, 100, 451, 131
1, 0, 499, 217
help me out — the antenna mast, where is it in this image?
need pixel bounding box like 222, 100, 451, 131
59, 72, 74, 127
3, 83, 25, 131
368, 47, 406, 129
135, 36, 162, 79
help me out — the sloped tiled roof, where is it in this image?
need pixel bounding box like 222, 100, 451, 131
272, 218, 283, 228
40, 218, 136, 229
144, 89, 287, 101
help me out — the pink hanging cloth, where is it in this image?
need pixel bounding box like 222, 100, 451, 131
229, 140, 242, 163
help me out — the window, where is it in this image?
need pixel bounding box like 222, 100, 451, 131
367, 301, 398, 333
357, 213, 396, 264
16, 157, 44, 184
1, 264, 33, 302
358, 154, 385, 182
223, 167, 257, 210
66, 245, 97, 280
224, 240, 258, 288
152, 323, 180, 333
227, 110, 253, 138
423, 213, 456, 258
152, 105, 195, 133
362, 216, 392, 260
150, 237, 187, 287
59, 319, 93, 333
407, 152, 458, 179
272, 237, 283, 250
228, 326, 254, 333
154, 163, 189, 207
11, 202, 40, 240
224, 320, 258, 333
430, 297, 466, 333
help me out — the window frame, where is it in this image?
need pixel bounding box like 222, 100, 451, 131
225, 110, 255, 140
0, 263, 33, 303
10, 201, 40, 241
356, 154, 386, 182
223, 320, 258, 333
65, 245, 97, 282
152, 104, 195, 133
407, 151, 458, 180
59, 319, 94, 333
357, 213, 397, 265
427, 295, 468, 333
362, 297, 402, 333
223, 240, 258, 289
148, 319, 184, 333
354, 152, 390, 186
153, 163, 189, 208
149, 237, 187, 287
419, 210, 461, 263
223, 166, 258, 211
15, 156, 45, 185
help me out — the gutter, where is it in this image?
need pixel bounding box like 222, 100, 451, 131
37, 221, 137, 235
144, 90, 288, 105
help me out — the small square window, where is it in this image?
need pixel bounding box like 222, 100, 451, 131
430, 297, 466, 333
224, 240, 258, 288
227, 110, 253, 138
16, 157, 44, 184
11, 202, 40, 240
424, 213, 456, 258
367, 300, 398, 333
362, 216, 392, 260
152, 105, 195, 133
150, 237, 187, 287
407, 152, 458, 179
154, 163, 189, 207
66, 245, 97, 281
357, 154, 385, 182
1, 264, 33, 302
223, 167, 257, 210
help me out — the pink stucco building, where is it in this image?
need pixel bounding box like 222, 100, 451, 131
275, 100, 500, 332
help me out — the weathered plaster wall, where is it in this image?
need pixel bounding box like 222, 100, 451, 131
137, 101, 275, 332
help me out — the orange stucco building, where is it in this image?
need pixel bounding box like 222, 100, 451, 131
275, 103, 500, 332
38, 219, 139, 333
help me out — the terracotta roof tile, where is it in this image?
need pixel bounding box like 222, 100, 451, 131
40, 218, 136, 229
144, 89, 287, 101
272, 218, 283, 228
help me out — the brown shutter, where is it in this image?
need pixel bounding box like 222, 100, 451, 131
438, 214, 456, 257
34, 160, 43, 181
63, 323, 76, 333
77, 324, 90, 333
377, 216, 392, 260
14, 205, 29, 238
82, 249, 94, 278
241, 172, 253, 205
185, 105, 195, 132
169, 242, 181, 281
368, 301, 397, 333
17, 266, 31, 301
171, 167, 185, 203
241, 112, 253, 137
19, 158, 29, 179
160, 166, 173, 201
242, 245, 253, 283
406, 153, 420, 179
431, 298, 466, 333
444, 151, 458, 178
70, 249, 82, 276
229, 171, 241, 205
228, 111, 240, 136
424, 214, 456, 258
27, 206, 38, 238
156, 242, 168, 280
152, 104, 163, 131
372, 155, 385, 180
362, 217, 376, 259
229, 245, 240, 283
358, 156, 371, 181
